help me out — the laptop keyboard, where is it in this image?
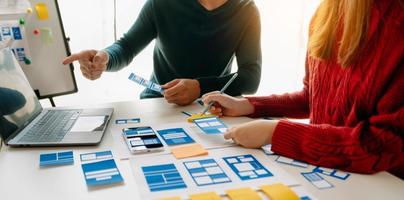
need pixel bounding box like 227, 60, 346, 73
18, 110, 82, 143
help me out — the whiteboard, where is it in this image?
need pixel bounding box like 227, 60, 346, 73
0, 0, 77, 98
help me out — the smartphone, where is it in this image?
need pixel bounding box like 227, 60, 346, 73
122, 126, 164, 154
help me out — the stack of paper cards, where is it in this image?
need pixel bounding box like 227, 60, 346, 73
80, 151, 123, 186
312, 166, 350, 180
157, 128, 195, 146
261, 144, 275, 155
115, 118, 140, 124
128, 73, 164, 94
39, 151, 74, 167
301, 172, 333, 189
275, 156, 309, 168
223, 154, 273, 180
193, 117, 228, 134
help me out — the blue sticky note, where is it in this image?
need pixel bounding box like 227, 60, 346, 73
312, 166, 350, 180
40, 151, 74, 167
301, 172, 333, 189
142, 163, 187, 192
157, 128, 194, 146
223, 154, 273, 181
81, 159, 123, 186
183, 158, 231, 186
193, 117, 228, 134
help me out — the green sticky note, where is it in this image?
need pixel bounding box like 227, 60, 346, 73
40, 28, 53, 44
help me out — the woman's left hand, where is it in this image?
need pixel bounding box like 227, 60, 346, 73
224, 119, 279, 148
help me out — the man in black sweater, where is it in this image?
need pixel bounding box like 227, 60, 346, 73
63, 0, 261, 106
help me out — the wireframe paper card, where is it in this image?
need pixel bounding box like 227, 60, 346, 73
301, 172, 333, 189
157, 128, 195, 146
40, 151, 73, 167
312, 166, 350, 180
80, 151, 123, 186
193, 117, 228, 134
275, 156, 309, 168
128, 73, 164, 93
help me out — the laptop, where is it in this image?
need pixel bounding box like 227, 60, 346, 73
0, 48, 113, 146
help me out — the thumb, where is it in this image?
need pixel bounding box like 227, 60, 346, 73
163, 79, 180, 89
93, 51, 108, 65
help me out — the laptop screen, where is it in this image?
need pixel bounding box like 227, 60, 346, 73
0, 48, 42, 141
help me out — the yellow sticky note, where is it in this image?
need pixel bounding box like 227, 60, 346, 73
226, 187, 261, 200
171, 144, 208, 159
190, 192, 222, 200
157, 197, 181, 200
35, 3, 49, 20
260, 184, 299, 200
40, 28, 54, 44
187, 113, 215, 122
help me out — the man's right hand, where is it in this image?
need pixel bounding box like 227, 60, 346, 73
62, 50, 109, 80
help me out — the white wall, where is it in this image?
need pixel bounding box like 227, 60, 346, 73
40, 0, 320, 107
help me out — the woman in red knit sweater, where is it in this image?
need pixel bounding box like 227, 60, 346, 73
203, 0, 404, 178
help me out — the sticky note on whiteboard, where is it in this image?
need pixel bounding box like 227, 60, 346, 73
40, 28, 53, 44
35, 3, 49, 20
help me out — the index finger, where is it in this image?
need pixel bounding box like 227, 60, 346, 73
223, 129, 234, 140
62, 53, 81, 65
202, 93, 225, 105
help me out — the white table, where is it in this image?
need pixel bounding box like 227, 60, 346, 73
1, 98, 403, 200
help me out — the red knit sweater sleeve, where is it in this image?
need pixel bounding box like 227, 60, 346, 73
271, 66, 404, 176
246, 62, 310, 118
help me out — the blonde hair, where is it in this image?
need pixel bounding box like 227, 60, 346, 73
308, 0, 373, 67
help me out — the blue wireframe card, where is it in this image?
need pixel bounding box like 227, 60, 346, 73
115, 118, 140, 124
128, 73, 164, 94
183, 158, 231, 186
275, 156, 309, 168
301, 172, 333, 189
141, 163, 187, 192
312, 166, 350, 180
40, 151, 74, 167
193, 117, 228, 134
223, 154, 273, 181
157, 128, 194, 146
80, 151, 123, 186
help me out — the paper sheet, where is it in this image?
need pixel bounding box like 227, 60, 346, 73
129, 147, 299, 199
226, 187, 261, 200
0, 0, 31, 15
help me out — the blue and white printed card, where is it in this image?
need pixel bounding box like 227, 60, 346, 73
301, 172, 333, 189
128, 73, 164, 94
223, 154, 273, 181
275, 156, 309, 168
141, 163, 187, 192
115, 118, 140, 124
40, 151, 74, 167
157, 128, 194, 146
80, 151, 123, 186
183, 158, 231, 186
312, 166, 350, 180
193, 117, 228, 134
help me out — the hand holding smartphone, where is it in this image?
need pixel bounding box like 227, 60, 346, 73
122, 126, 164, 154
